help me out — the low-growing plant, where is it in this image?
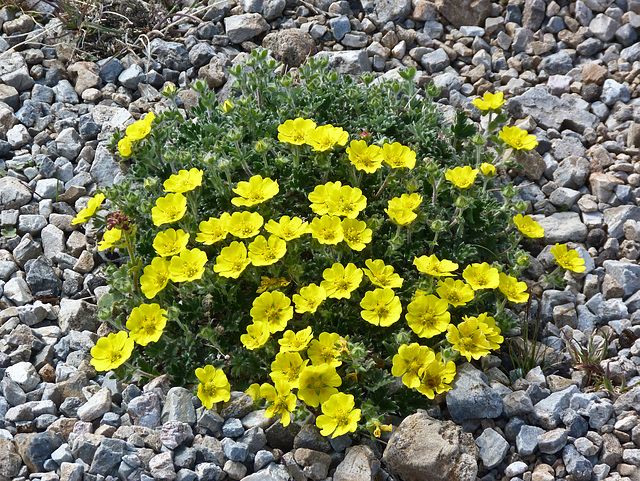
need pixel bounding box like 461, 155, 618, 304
78, 49, 586, 437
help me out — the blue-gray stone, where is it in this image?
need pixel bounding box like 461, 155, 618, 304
89, 438, 128, 474
445, 363, 503, 423
540, 51, 573, 75
221, 438, 248, 462
98, 58, 124, 84
475, 428, 509, 469
516, 425, 545, 456
563, 444, 592, 481
533, 385, 580, 429
328, 16, 351, 41
222, 418, 245, 438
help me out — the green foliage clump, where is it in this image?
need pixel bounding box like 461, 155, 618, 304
95, 49, 536, 435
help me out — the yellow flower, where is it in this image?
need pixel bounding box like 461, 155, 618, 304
462, 262, 500, 290
125, 112, 155, 141
436, 278, 475, 307
309, 215, 344, 245
278, 327, 314, 352
72, 193, 105, 225
469, 312, 504, 350
241, 321, 271, 350
163, 168, 203, 194
140, 257, 171, 299
346, 140, 383, 173
362, 259, 403, 289
228, 211, 264, 238
413, 255, 458, 277
305, 124, 349, 151
293, 284, 327, 314
265, 216, 309, 240
472, 91, 504, 111
297, 363, 342, 407
316, 393, 361, 438
388, 193, 422, 211
445, 166, 479, 189
250, 291, 294, 333
341, 218, 372, 251
126, 303, 167, 346
498, 272, 529, 303
373, 421, 393, 438
278, 118, 317, 145
405, 294, 450, 338
381, 142, 416, 169
416, 354, 456, 399
513, 214, 545, 239
321, 262, 363, 299
152, 193, 187, 226
499, 125, 538, 151
261, 380, 298, 426
169, 248, 208, 282
327, 185, 367, 218
270, 352, 309, 389
232, 175, 279, 207
90, 331, 134, 371
446, 318, 492, 362
152, 228, 190, 257
98, 228, 122, 251
246, 383, 261, 401
386, 207, 417, 226
248, 235, 287, 266
307, 332, 343, 367
308, 181, 342, 215
195, 365, 231, 409
480, 162, 496, 177
222, 100, 234, 113
550, 243, 586, 273
360, 288, 402, 327
196, 213, 230, 245
391, 343, 435, 389
118, 137, 132, 157
213, 241, 250, 278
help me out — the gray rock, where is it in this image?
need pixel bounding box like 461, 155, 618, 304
540, 51, 573, 75
199, 409, 225, 435
224, 459, 247, 480
56, 128, 83, 160
502, 390, 534, 417
262, 0, 285, 20
3, 277, 33, 305
25, 258, 61, 298
334, 445, 379, 481
129, 392, 162, 428
53, 79, 79, 104
475, 428, 509, 469
602, 261, 640, 299
587, 400, 613, 429
151, 39, 191, 71
621, 42, 640, 63
161, 421, 193, 450
382, 412, 478, 481
7, 123, 30, 148
90, 143, 123, 187
99, 58, 124, 84
563, 444, 592, 481
221, 438, 248, 462
601, 79, 630, 106
239, 427, 266, 454
516, 425, 545, 455
35, 179, 65, 200
446, 363, 503, 423
162, 387, 196, 424
328, 15, 351, 41
294, 424, 332, 453
533, 385, 580, 429
0, 438, 24, 480
435, 0, 491, 27
117, 64, 145, 90
589, 13, 620, 41
223, 418, 245, 438
508, 86, 599, 134
14, 430, 63, 472
604, 205, 640, 238
41, 224, 65, 260
420, 48, 449, 74
195, 462, 225, 481
553, 156, 591, 189
188, 42, 215, 68
77, 387, 112, 422
193, 435, 225, 466
313, 50, 372, 74
18, 214, 47, 235
538, 212, 588, 243
537, 428, 568, 454
89, 438, 127, 475
58, 299, 98, 333
0, 176, 31, 210
224, 14, 269, 44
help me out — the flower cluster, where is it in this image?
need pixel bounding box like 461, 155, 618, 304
118, 112, 156, 157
